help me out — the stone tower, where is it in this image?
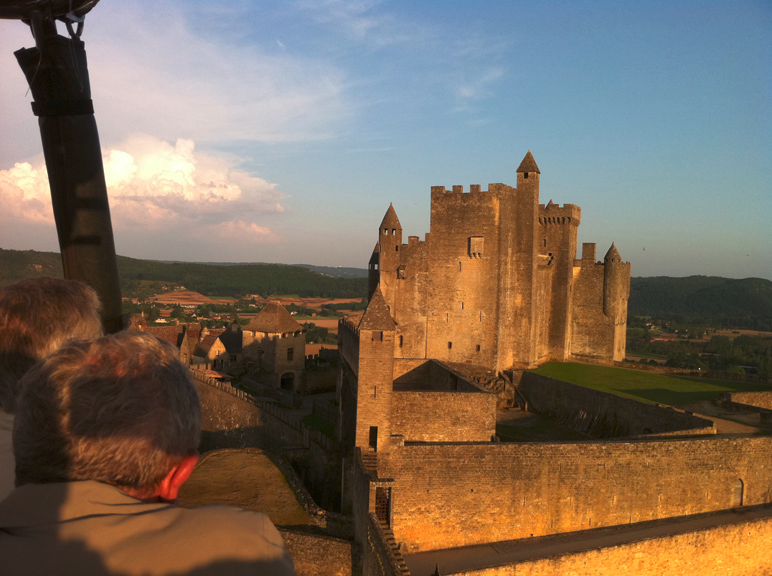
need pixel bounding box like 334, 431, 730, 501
367, 151, 630, 370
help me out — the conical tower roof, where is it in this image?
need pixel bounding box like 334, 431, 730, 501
379, 203, 402, 230
359, 286, 396, 331
244, 301, 302, 333
604, 242, 622, 263
516, 150, 541, 174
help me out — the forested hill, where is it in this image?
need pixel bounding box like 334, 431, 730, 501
629, 276, 772, 330
0, 249, 367, 299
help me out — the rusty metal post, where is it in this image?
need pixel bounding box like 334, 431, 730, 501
14, 14, 122, 333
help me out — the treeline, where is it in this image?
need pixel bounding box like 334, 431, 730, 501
0, 249, 367, 299
629, 276, 772, 331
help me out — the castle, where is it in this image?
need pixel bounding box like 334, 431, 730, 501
336, 153, 772, 575
368, 150, 630, 371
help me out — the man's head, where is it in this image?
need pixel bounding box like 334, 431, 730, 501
0, 277, 103, 413
13, 331, 202, 500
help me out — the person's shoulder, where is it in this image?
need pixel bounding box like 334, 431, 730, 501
127, 505, 296, 575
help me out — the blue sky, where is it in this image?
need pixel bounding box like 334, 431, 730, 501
1, 0, 770, 279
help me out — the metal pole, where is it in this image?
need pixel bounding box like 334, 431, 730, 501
14, 12, 122, 333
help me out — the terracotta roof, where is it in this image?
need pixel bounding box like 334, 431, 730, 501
516, 150, 540, 174
379, 203, 401, 230
194, 334, 221, 356
359, 287, 396, 331
244, 301, 302, 334
137, 325, 183, 347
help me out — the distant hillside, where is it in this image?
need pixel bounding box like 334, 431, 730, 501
629, 276, 772, 330
0, 249, 367, 299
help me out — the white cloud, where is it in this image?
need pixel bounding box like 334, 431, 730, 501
82, 3, 347, 146
0, 135, 285, 243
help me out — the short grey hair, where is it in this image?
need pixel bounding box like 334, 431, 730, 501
14, 331, 201, 492
0, 277, 103, 412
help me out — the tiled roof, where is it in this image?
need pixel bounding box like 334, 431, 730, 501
359, 287, 396, 331
137, 325, 183, 347
516, 150, 540, 174
244, 301, 302, 334
379, 203, 401, 230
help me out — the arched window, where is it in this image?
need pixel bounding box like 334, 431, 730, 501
280, 372, 295, 391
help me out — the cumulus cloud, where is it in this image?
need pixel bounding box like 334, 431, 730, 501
0, 135, 285, 244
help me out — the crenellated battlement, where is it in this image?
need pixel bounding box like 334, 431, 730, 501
430, 183, 512, 196
538, 202, 581, 225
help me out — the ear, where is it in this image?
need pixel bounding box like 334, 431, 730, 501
155, 452, 199, 503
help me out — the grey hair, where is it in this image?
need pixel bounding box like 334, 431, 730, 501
0, 277, 103, 412
13, 331, 201, 491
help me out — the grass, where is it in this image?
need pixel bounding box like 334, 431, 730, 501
531, 363, 772, 407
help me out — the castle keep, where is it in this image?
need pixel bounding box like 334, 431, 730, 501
368, 150, 630, 370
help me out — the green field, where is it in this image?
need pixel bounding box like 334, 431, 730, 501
531, 363, 772, 407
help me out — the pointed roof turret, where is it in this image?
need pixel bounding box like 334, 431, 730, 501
379, 203, 402, 230
359, 286, 396, 331
604, 242, 622, 263
244, 301, 302, 334
516, 150, 540, 174
372, 241, 381, 254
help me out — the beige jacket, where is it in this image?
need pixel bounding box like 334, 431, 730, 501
0, 480, 296, 575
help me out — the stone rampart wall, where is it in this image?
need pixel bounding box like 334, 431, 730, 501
519, 373, 714, 438
391, 389, 496, 442
727, 392, 772, 411
385, 436, 772, 552
453, 512, 772, 576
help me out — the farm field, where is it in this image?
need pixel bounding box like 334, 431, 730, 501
531, 362, 772, 407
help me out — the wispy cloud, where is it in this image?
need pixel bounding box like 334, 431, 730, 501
80, 3, 347, 146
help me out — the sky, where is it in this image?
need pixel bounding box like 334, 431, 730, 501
0, 0, 770, 280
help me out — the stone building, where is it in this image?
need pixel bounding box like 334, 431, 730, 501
242, 301, 306, 391
368, 150, 630, 370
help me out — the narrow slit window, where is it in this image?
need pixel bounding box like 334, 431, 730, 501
448, 341, 452, 350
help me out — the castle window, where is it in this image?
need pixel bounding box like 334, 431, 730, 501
476, 344, 481, 352
448, 341, 452, 350
544, 238, 547, 247
479, 311, 482, 322
459, 261, 462, 271
399, 335, 403, 348
287, 348, 294, 361
374, 386, 377, 399
369, 427, 378, 451
461, 302, 464, 310
392, 229, 396, 235
383, 228, 388, 234
468, 236, 484, 258
524, 172, 529, 179
446, 313, 449, 323
395, 245, 399, 251
397, 265, 406, 279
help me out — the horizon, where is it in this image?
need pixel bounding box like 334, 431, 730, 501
1, 1, 770, 281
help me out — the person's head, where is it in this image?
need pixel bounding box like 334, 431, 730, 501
0, 277, 103, 413
13, 331, 202, 501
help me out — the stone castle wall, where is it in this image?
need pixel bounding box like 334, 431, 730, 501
449, 511, 772, 576
519, 373, 715, 438
381, 436, 772, 552
391, 390, 496, 442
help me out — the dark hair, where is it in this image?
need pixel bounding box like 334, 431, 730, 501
0, 277, 103, 412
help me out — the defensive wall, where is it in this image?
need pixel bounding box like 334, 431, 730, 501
191, 370, 343, 512
371, 435, 772, 552
518, 372, 715, 438
422, 509, 772, 576
725, 391, 772, 411
391, 360, 496, 442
